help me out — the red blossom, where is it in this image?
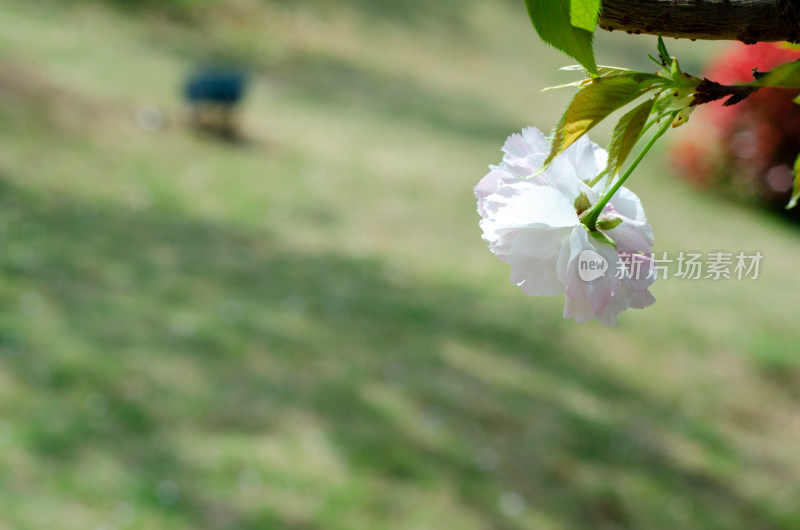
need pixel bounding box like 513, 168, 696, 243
671, 42, 800, 208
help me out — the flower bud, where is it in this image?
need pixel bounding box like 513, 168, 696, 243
573, 191, 591, 214
596, 215, 623, 230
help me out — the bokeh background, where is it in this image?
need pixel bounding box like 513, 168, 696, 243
1, 1, 800, 529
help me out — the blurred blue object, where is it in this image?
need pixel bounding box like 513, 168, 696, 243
184, 67, 248, 137
185, 69, 246, 104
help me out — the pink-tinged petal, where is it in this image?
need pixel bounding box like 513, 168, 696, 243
617, 252, 655, 292
613, 188, 654, 243
504, 156, 543, 178
520, 127, 550, 154
563, 295, 593, 323
501, 131, 534, 159
584, 238, 622, 312
501, 127, 549, 159
475, 168, 511, 200
595, 280, 656, 327
475, 167, 520, 217
627, 285, 656, 309
597, 310, 618, 328
499, 127, 551, 178
604, 223, 651, 254
476, 179, 525, 225
598, 184, 655, 246
561, 229, 620, 316
608, 185, 646, 222
586, 250, 655, 327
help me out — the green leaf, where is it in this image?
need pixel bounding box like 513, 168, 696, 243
657, 35, 670, 66
570, 0, 601, 32
544, 73, 662, 168
751, 60, 800, 88
560, 65, 632, 74
543, 66, 635, 91
525, 0, 597, 75
607, 98, 655, 176
647, 54, 663, 68
786, 152, 800, 209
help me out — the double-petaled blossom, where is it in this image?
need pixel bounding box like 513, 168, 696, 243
476, 127, 655, 327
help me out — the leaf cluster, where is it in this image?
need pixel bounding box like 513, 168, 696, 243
539, 37, 700, 183
524, 0, 800, 208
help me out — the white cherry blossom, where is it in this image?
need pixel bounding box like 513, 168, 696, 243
476, 127, 655, 327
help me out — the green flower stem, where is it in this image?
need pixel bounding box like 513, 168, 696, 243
587, 169, 608, 189
582, 110, 678, 231
587, 113, 662, 189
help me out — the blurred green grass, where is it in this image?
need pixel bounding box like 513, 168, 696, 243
1, 1, 800, 529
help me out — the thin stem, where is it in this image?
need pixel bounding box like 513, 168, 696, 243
587, 169, 608, 188
587, 112, 661, 189
582, 111, 678, 231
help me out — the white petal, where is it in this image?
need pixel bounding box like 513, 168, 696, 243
503, 156, 544, 178
601, 184, 655, 246
609, 185, 646, 222
508, 226, 573, 296
490, 183, 579, 229
521, 127, 550, 153
476, 126, 657, 327
533, 156, 579, 200
563, 135, 607, 182
501, 127, 549, 159
501, 131, 535, 159
475, 167, 520, 217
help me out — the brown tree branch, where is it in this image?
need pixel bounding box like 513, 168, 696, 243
598, 0, 800, 43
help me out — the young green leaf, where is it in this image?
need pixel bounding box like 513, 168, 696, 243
525, 0, 598, 75
751, 59, 800, 88
560, 65, 631, 74
607, 98, 655, 176
544, 73, 662, 167
786, 152, 800, 209
570, 0, 601, 32
657, 35, 671, 66
544, 66, 635, 91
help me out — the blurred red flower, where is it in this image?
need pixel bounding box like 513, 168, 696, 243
671, 42, 800, 208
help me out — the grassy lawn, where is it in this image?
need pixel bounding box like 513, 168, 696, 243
0, 1, 799, 529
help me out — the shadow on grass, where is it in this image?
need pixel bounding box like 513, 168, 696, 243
272, 53, 520, 141
0, 176, 793, 529
273, 0, 481, 28
86, 0, 506, 29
